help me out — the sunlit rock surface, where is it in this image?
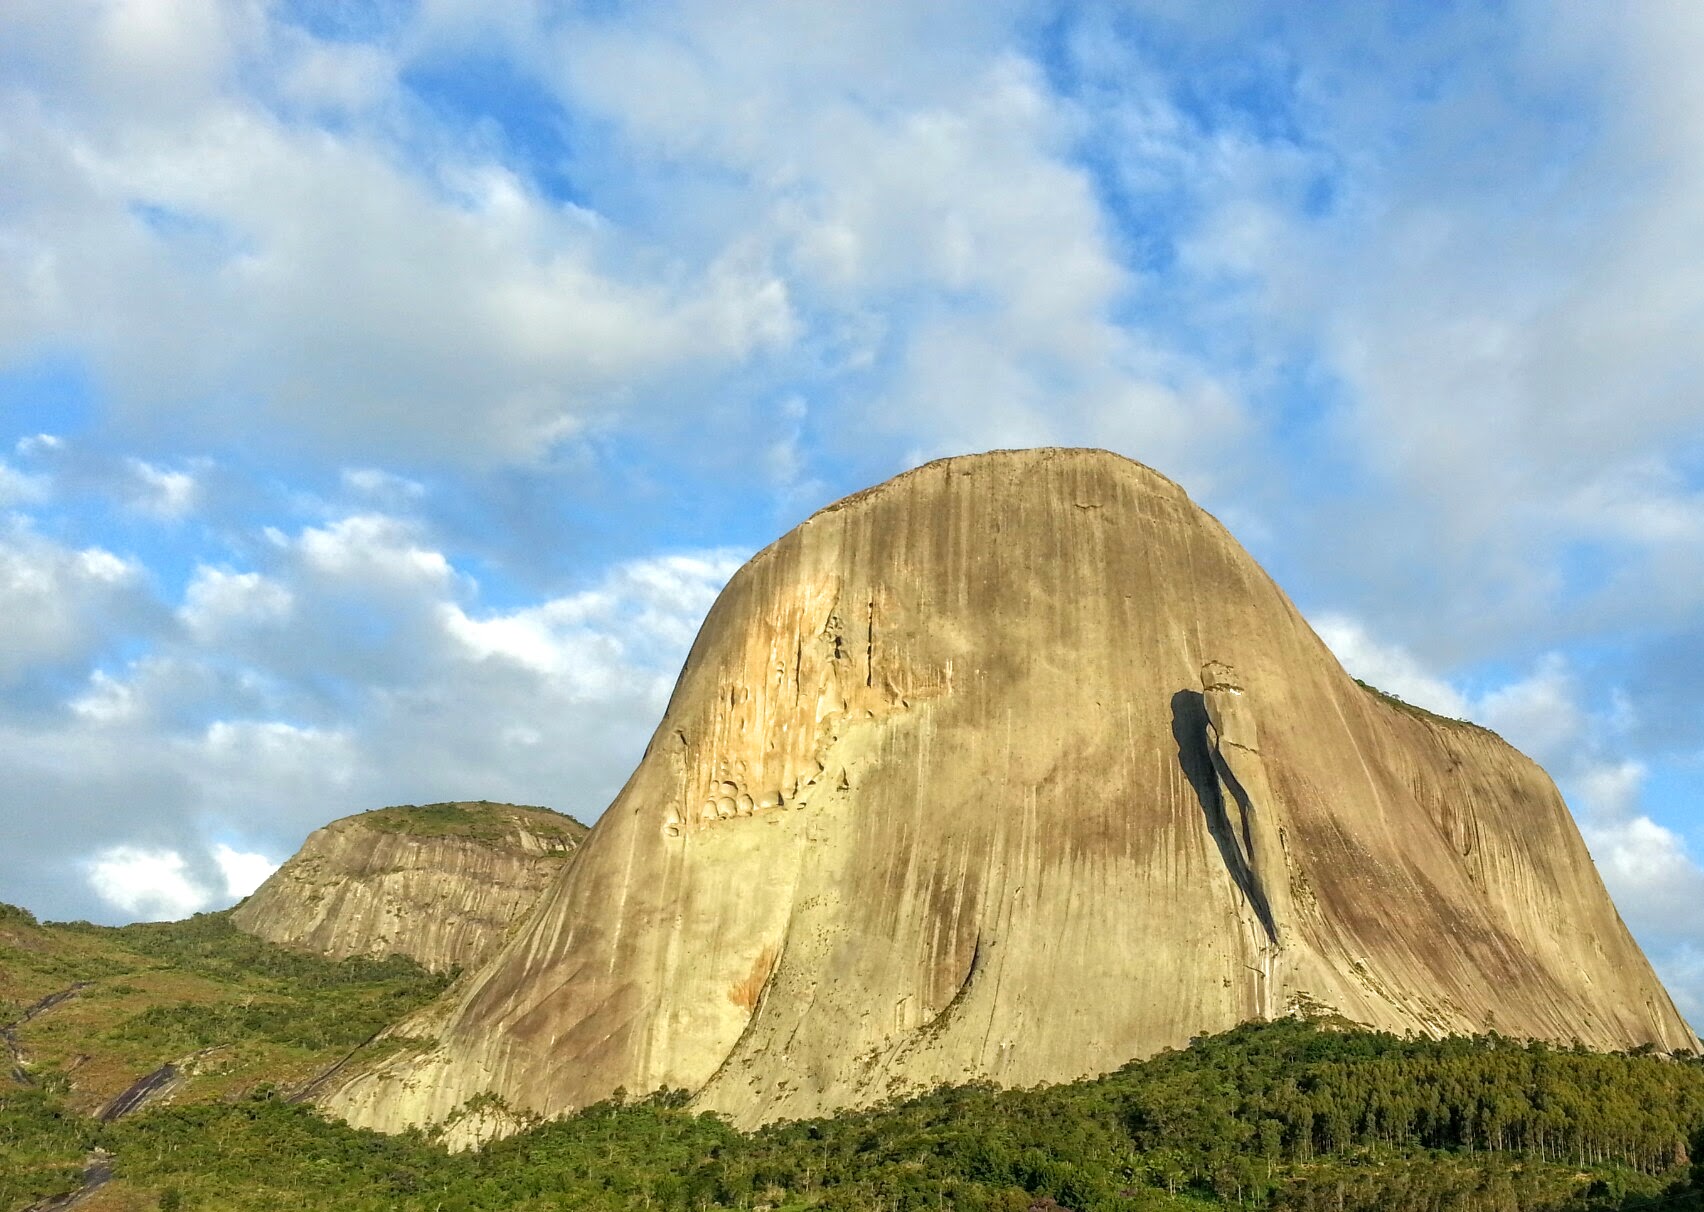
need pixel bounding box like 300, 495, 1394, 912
320, 449, 1696, 1143
232, 801, 586, 974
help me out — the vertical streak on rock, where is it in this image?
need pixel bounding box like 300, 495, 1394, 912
1201, 662, 1296, 979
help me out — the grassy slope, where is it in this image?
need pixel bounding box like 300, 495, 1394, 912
1, 904, 448, 1208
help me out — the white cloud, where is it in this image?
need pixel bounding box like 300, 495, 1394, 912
1579, 777, 1704, 1022
82, 838, 279, 921
1475, 655, 1589, 767
0, 4, 799, 465
199, 719, 355, 780
441, 550, 742, 690
296, 514, 453, 588
126, 457, 198, 519
1312, 613, 1470, 718
1138, 5, 1704, 657
0, 460, 49, 506
0, 500, 747, 922
1572, 759, 1647, 823
213, 843, 277, 898
179, 566, 293, 638
1317, 617, 1610, 789
0, 1, 1697, 1038
341, 467, 425, 502
1656, 945, 1704, 1025
1564, 460, 1704, 547
552, 9, 1243, 484
84, 845, 213, 921
1583, 814, 1704, 943
71, 669, 139, 722
14, 434, 62, 456
0, 521, 147, 681
276, 36, 394, 114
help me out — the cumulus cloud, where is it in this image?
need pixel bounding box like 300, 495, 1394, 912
125, 457, 198, 519
1658, 946, 1704, 1024
294, 514, 453, 590
545, 3, 1248, 487
1311, 613, 1470, 718
14, 435, 63, 456
341, 467, 425, 504
1475, 656, 1591, 766
212, 843, 278, 899
84, 845, 212, 922
0, 0, 1697, 1035
1573, 758, 1704, 1014
1122, 4, 1704, 656
0, 4, 796, 465
81, 840, 278, 920
0, 1, 1261, 491
439, 550, 740, 685
71, 669, 140, 723
0, 459, 48, 506
0, 520, 149, 683
179, 566, 293, 640
1584, 814, 1704, 945
0, 490, 744, 922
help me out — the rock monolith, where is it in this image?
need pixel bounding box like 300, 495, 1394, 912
320, 449, 1696, 1142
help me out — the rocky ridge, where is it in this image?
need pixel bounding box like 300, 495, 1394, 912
231, 801, 586, 974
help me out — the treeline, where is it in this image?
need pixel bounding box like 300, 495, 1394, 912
3, 1018, 1699, 1211
719, 1021, 1704, 1209
1117, 1022, 1704, 1173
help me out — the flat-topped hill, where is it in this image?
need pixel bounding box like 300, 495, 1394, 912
230, 801, 587, 974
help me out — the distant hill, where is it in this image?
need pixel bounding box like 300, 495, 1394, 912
230, 801, 587, 975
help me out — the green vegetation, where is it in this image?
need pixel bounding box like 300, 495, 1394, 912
6, 902, 1701, 1210
0, 905, 449, 1126
0, 1080, 97, 1208
1352, 678, 1492, 735
356, 801, 588, 846
6, 1018, 1703, 1211
0, 903, 38, 929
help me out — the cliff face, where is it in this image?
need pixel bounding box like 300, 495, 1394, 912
231, 802, 587, 974
321, 449, 1696, 1142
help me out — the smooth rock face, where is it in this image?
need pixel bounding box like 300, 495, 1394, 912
322, 449, 1696, 1141
231, 802, 587, 974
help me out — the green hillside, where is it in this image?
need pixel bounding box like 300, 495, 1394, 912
4, 914, 1702, 1212
1, 902, 449, 1206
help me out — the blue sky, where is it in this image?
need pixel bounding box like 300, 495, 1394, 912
1, 1, 1701, 1022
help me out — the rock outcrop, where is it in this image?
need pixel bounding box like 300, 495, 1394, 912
231, 802, 586, 974
320, 449, 1696, 1143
